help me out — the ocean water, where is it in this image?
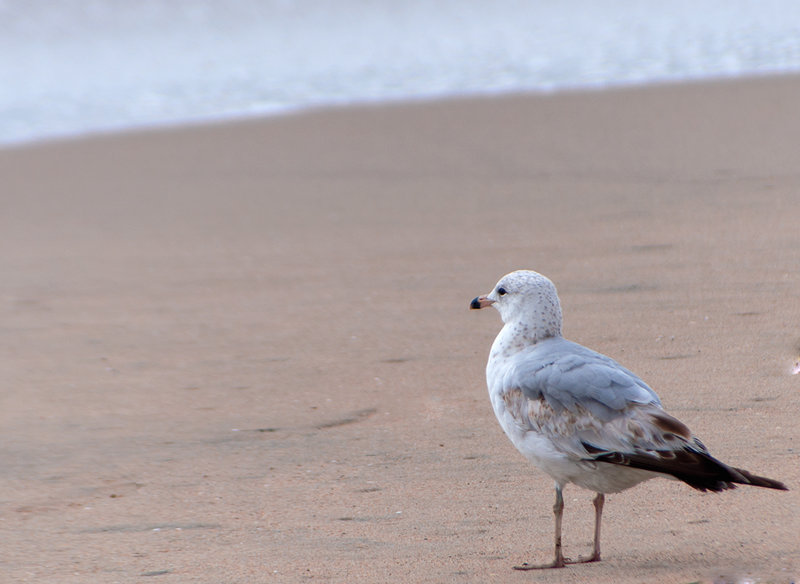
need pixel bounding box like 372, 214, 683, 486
2, 0, 800, 146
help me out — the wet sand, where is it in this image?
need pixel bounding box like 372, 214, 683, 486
1, 76, 798, 583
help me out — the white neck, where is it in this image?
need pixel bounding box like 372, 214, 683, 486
490, 319, 555, 361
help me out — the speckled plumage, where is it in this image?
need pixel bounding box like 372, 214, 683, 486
471, 270, 786, 569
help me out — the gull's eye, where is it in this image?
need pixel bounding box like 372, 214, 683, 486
497, 287, 507, 296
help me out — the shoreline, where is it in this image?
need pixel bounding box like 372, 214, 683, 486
5, 71, 800, 153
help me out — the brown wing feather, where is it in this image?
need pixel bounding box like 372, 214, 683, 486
589, 447, 787, 492
584, 409, 788, 492
502, 387, 787, 492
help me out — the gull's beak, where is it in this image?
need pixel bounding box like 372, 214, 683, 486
470, 295, 495, 310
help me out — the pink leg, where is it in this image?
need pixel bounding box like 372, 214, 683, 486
514, 485, 567, 570
513, 489, 604, 570
583, 493, 604, 563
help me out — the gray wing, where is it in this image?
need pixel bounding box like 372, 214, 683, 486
499, 336, 675, 458
505, 337, 661, 420
500, 337, 787, 492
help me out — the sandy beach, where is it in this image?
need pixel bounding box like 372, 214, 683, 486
1, 76, 798, 583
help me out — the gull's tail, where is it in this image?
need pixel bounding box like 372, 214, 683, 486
587, 446, 788, 493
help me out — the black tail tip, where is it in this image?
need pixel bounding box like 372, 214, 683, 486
760, 478, 789, 491
735, 468, 788, 491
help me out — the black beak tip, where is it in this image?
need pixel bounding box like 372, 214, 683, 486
470, 296, 482, 310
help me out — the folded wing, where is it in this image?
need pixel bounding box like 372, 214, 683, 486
501, 338, 787, 492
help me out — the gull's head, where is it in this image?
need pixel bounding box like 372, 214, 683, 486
470, 270, 563, 337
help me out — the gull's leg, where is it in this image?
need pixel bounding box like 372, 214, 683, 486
565, 492, 604, 564
514, 484, 566, 570
574, 492, 603, 563
513, 489, 604, 570
590, 493, 604, 562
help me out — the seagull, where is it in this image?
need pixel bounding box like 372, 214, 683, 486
470, 269, 787, 570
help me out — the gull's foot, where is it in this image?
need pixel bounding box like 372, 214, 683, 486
512, 553, 600, 570
513, 559, 567, 570
566, 553, 601, 565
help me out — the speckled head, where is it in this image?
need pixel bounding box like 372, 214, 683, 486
471, 270, 563, 338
